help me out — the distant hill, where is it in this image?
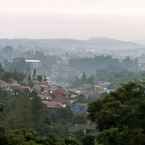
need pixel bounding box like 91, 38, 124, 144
0, 38, 144, 57
87, 37, 142, 49
0, 37, 143, 49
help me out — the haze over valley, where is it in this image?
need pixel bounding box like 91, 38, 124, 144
1, 0, 145, 145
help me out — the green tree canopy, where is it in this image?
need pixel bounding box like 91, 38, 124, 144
88, 80, 145, 145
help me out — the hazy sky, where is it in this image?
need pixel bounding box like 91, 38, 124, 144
1, 0, 145, 40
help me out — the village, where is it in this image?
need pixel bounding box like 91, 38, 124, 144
0, 75, 113, 114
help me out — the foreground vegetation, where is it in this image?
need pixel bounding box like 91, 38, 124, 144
88, 80, 145, 145
1, 63, 145, 144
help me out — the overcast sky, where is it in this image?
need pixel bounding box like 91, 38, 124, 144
0, 0, 145, 40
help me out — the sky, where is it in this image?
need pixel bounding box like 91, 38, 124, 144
0, 0, 145, 40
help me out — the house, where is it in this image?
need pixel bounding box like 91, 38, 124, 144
39, 81, 49, 87
96, 81, 112, 89
42, 100, 66, 109
71, 102, 88, 113
95, 81, 113, 94
10, 83, 31, 93
94, 85, 105, 94
0, 80, 10, 90
68, 89, 81, 96
39, 94, 52, 100
39, 89, 53, 100
52, 87, 66, 97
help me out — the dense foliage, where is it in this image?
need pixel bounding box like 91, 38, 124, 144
70, 56, 145, 87
0, 88, 85, 145
2, 61, 145, 145
69, 56, 138, 74
88, 80, 145, 145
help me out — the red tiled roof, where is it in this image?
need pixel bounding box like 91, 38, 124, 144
53, 88, 66, 97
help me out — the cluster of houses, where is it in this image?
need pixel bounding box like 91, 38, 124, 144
0, 79, 31, 93
0, 78, 113, 113
33, 80, 68, 108
34, 79, 113, 112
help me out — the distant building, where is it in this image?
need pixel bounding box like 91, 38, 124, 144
95, 81, 113, 94
71, 103, 88, 113
25, 59, 41, 75
25, 59, 40, 68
